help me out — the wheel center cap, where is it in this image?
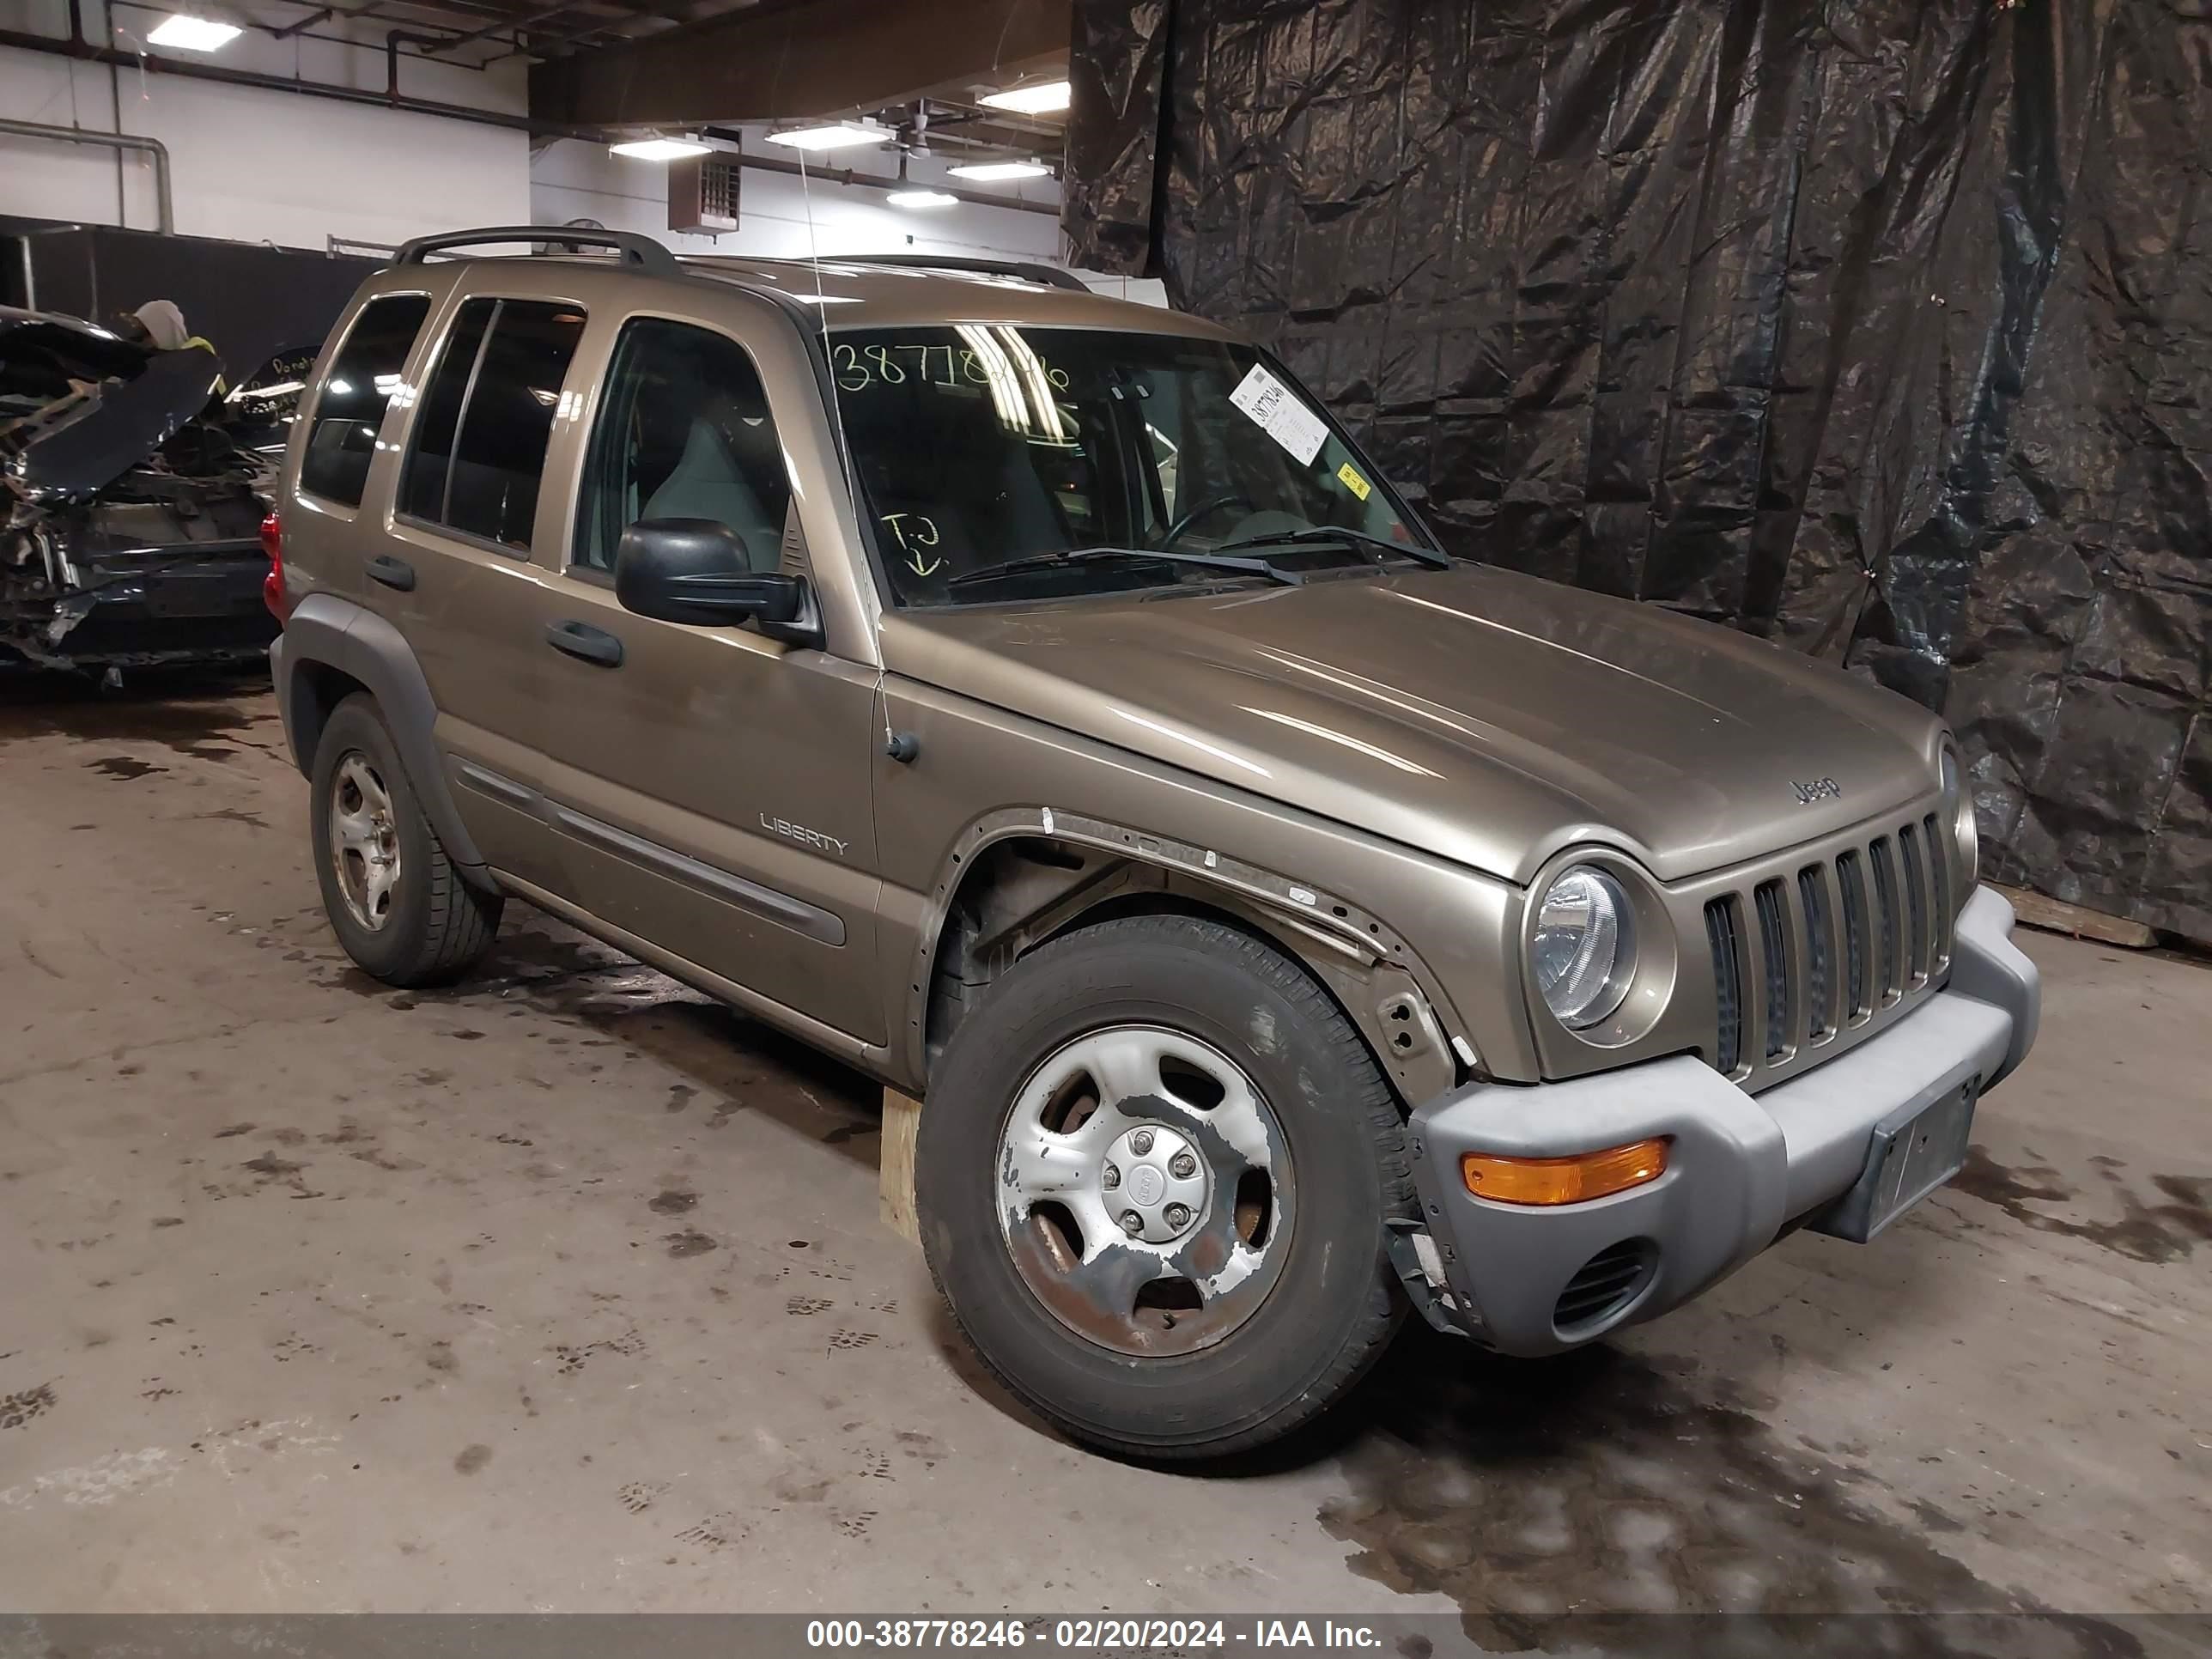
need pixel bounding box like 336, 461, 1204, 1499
1101, 1121, 1210, 1245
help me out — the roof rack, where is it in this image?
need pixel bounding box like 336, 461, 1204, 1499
389, 226, 683, 278
830, 253, 1091, 293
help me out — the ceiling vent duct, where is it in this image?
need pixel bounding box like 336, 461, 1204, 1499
669, 153, 739, 234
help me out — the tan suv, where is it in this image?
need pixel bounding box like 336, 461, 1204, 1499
268, 227, 2040, 1459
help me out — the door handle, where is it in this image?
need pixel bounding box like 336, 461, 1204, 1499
367, 554, 416, 592
544, 619, 624, 667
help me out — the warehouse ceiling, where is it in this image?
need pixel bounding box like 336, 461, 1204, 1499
110, 0, 1066, 155
527, 0, 1069, 137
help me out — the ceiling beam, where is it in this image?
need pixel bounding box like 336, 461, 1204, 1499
530, 0, 1068, 130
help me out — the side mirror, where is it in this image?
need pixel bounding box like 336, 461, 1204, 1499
613, 518, 817, 644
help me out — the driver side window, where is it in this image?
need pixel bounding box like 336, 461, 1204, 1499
573, 318, 793, 577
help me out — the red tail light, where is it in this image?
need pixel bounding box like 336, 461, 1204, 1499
260, 510, 289, 622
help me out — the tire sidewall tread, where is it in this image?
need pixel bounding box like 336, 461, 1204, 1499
919, 913, 1413, 1461
309, 693, 500, 988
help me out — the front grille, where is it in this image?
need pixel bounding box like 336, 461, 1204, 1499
1552, 1239, 1654, 1333
1798, 866, 1832, 1039
1706, 897, 1742, 1077
1899, 823, 1929, 983
1836, 850, 1869, 1018
1869, 836, 1900, 1002
1753, 880, 1791, 1060
1702, 802, 1954, 1088
1923, 812, 1952, 969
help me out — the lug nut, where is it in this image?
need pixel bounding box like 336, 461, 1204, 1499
1120, 1211, 1144, 1236
1102, 1163, 1121, 1189
1130, 1129, 1154, 1156
1170, 1152, 1197, 1179
1164, 1203, 1191, 1230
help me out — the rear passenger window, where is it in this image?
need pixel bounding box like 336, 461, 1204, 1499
399, 298, 585, 553
299, 293, 430, 507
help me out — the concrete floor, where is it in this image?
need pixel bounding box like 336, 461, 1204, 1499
0, 672, 2206, 1625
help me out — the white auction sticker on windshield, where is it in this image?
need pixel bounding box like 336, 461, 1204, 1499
1229, 364, 1329, 466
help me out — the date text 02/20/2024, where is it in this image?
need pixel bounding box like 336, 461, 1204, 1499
804, 1619, 1384, 1649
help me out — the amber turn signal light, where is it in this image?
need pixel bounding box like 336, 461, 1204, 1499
1461, 1138, 1669, 1206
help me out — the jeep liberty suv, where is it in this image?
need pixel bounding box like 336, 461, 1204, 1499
268, 228, 2040, 1460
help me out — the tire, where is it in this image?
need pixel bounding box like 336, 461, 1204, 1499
918, 913, 1414, 1461
309, 691, 501, 987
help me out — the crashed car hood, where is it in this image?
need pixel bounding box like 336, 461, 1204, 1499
881, 564, 1942, 885
2, 304, 223, 505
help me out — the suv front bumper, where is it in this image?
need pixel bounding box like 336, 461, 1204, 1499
1407, 885, 2039, 1356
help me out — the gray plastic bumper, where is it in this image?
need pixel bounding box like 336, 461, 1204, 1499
1407, 886, 2039, 1356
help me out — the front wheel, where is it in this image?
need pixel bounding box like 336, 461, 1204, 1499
917, 915, 1413, 1461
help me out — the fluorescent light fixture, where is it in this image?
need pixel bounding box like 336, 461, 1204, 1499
609, 137, 710, 161
978, 78, 1070, 114
765, 122, 887, 152
887, 189, 958, 209
147, 13, 240, 49
947, 160, 1051, 182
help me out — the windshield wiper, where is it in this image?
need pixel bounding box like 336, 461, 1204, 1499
944, 546, 1304, 592
1216, 526, 1453, 569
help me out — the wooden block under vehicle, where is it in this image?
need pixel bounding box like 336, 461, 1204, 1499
1994, 883, 2156, 949
880, 1086, 923, 1247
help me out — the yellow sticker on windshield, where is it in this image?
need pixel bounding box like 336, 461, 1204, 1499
1336, 462, 1372, 501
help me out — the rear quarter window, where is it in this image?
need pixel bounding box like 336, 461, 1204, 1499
299, 293, 431, 507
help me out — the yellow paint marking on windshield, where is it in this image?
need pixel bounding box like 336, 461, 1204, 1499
881, 511, 944, 576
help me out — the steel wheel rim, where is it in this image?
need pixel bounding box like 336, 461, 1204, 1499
993, 1024, 1297, 1358
329, 750, 402, 933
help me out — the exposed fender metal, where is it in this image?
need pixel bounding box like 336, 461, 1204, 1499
272, 590, 490, 879
910, 805, 1471, 1104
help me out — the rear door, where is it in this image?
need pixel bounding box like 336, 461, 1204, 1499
521, 307, 886, 1044
371, 287, 591, 891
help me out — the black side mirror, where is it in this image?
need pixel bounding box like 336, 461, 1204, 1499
614, 518, 817, 644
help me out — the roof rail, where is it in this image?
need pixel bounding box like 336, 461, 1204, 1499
389, 226, 683, 278
836, 253, 1091, 293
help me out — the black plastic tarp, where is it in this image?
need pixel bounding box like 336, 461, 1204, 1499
1066, 0, 2212, 941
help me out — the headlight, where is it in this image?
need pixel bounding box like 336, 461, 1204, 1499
1533, 865, 1637, 1030
1941, 747, 1978, 890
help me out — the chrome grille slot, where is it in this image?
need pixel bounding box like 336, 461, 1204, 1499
1798, 866, 1832, 1039
1898, 822, 1929, 984
1705, 896, 1743, 1077
1753, 879, 1791, 1060
1869, 836, 1900, 1004
1836, 849, 1869, 1019
1923, 811, 1951, 966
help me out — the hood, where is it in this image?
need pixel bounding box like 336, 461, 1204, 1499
3, 304, 224, 506
881, 564, 1944, 885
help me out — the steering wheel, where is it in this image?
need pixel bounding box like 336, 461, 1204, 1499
1158, 492, 1255, 549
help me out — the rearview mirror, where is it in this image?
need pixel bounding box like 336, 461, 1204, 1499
614, 518, 817, 644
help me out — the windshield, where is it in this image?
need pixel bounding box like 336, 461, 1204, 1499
828, 325, 1433, 606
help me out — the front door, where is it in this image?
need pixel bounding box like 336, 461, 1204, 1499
526, 313, 884, 1044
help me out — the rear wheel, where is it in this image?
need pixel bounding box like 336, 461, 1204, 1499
918, 914, 1413, 1460
309, 693, 501, 987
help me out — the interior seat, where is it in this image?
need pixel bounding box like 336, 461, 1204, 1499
644, 417, 781, 571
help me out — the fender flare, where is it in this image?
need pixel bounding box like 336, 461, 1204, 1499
271, 592, 489, 878
908, 805, 1469, 1103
